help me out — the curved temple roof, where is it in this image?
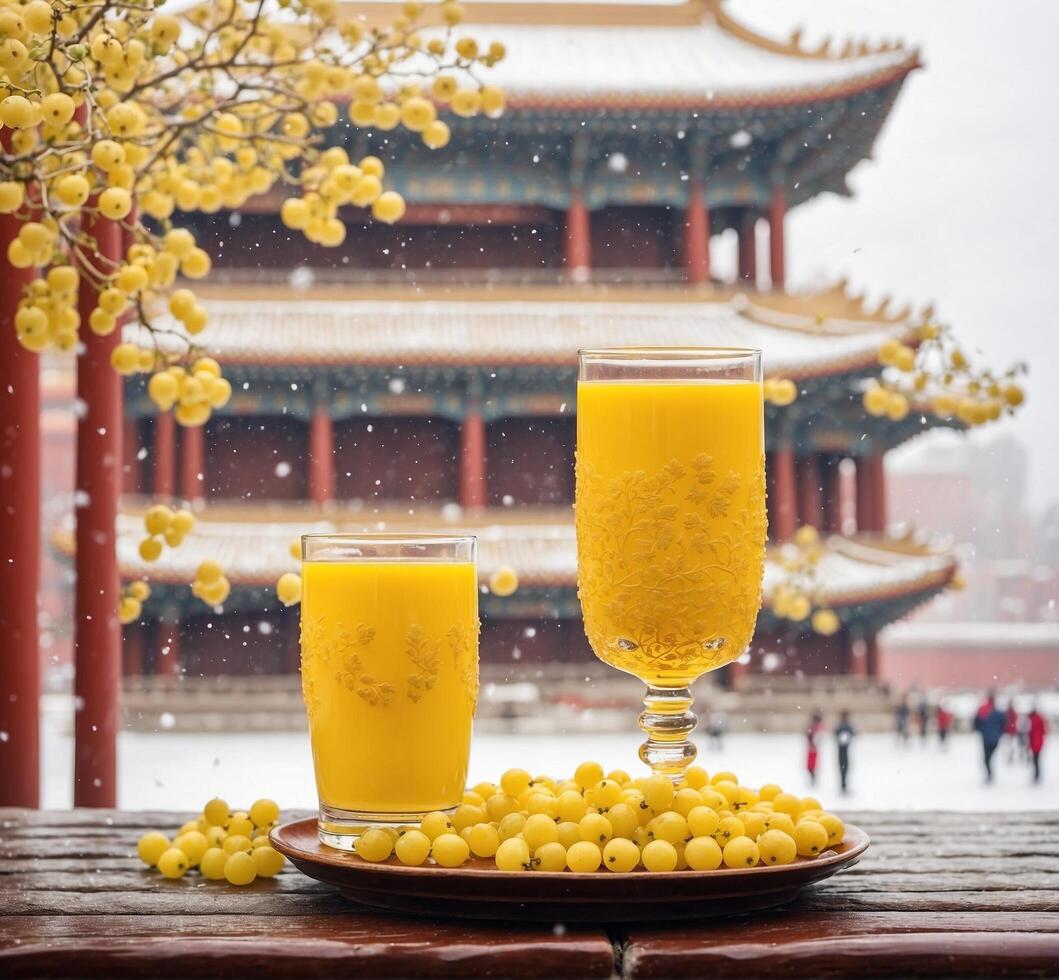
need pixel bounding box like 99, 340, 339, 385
340, 0, 919, 108
56, 513, 956, 612
132, 288, 920, 381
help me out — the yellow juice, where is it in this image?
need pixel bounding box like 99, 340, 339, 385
575, 380, 766, 687
300, 560, 478, 816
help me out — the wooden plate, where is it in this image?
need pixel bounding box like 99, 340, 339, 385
271, 818, 869, 923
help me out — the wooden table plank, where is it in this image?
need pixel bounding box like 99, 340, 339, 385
4, 809, 1059, 978
0, 810, 616, 978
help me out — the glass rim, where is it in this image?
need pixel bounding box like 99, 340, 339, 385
578, 346, 762, 359
301, 532, 477, 544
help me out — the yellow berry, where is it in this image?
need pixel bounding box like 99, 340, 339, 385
199, 847, 228, 880
641, 840, 678, 873
433, 832, 470, 868
223, 834, 253, 856
156, 847, 189, 879
758, 829, 798, 866
224, 851, 257, 886
685, 836, 723, 871
488, 566, 519, 597
602, 837, 640, 873
252, 846, 285, 877
137, 831, 170, 867
793, 820, 829, 857
371, 190, 406, 225
173, 830, 208, 866
494, 836, 530, 872
395, 829, 432, 866
249, 799, 280, 828
354, 828, 393, 862
566, 840, 602, 873
533, 841, 567, 872
722, 836, 758, 869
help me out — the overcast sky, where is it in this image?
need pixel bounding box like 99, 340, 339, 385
730, 0, 1059, 512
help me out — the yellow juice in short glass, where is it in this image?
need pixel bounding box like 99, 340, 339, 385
300, 537, 478, 845
575, 378, 766, 688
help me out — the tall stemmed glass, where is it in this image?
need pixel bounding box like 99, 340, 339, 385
575, 348, 766, 781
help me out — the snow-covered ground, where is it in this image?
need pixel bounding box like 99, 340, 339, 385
41, 726, 1058, 813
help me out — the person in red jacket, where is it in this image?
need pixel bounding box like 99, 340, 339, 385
1028, 705, 1048, 784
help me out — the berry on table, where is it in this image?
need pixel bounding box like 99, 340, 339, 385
685, 836, 723, 871
224, 851, 257, 886
137, 832, 170, 867
157, 848, 189, 879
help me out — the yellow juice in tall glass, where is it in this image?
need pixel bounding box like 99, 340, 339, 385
300, 560, 478, 817
575, 380, 766, 687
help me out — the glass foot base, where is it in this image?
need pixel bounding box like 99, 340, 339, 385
317, 802, 457, 850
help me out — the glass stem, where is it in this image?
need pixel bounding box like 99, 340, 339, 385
638, 685, 697, 782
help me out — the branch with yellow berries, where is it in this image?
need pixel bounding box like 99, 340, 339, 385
863, 322, 1026, 427
3, 0, 505, 372
2, 0, 506, 624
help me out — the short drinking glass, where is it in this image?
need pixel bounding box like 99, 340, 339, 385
300, 533, 479, 848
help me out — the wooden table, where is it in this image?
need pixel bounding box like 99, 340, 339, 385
2, 809, 1057, 978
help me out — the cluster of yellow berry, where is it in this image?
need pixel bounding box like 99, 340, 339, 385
118, 579, 150, 625
2, 0, 504, 371
280, 152, 405, 246
354, 763, 844, 874
138, 504, 194, 563
770, 526, 841, 637
138, 798, 284, 885
865, 326, 1026, 427
191, 559, 231, 608
11, 257, 80, 352
146, 355, 232, 428
763, 377, 798, 407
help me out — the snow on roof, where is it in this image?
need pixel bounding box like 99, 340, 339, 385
464, 20, 915, 105
133, 295, 917, 380
61, 514, 954, 608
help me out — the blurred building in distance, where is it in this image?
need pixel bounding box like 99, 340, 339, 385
47, 1, 1001, 714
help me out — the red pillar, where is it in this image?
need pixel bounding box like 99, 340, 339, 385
855, 452, 887, 533
564, 190, 591, 276
871, 451, 888, 532
157, 620, 180, 676
180, 423, 205, 502
821, 454, 843, 534
737, 211, 757, 287
771, 443, 797, 543
797, 453, 823, 529
459, 410, 487, 508
684, 183, 711, 285
74, 210, 123, 808
0, 187, 41, 808
153, 411, 175, 498
727, 658, 747, 689
768, 185, 786, 290
308, 407, 335, 505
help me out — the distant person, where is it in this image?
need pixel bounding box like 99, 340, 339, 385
1028, 705, 1048, 784
1004, 702, 1020, 762
806, 711, 824, 786
895, 697, 910, 746
835, 710, 855, 794
916, 698, 931, 742
936, 703, 953, 749
974, 692, 1006, 784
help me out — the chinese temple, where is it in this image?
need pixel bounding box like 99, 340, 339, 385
79, 0, 962, 690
